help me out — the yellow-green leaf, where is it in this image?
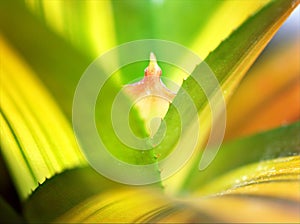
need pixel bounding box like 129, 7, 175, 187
160, 0, 299, 193
0, 37, 86, 199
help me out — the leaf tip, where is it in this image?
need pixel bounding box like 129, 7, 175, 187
145, 52, 162, 77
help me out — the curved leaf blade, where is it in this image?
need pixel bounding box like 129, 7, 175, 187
161, 0, 299, 193
0, 37, 86, 199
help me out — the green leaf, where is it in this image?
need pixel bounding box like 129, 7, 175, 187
0, 37, 87, 199
24, 0, 117, 57
24, 124, 299, 223
26, 156, 299, 223
0, 0, 299, 222
23, 167, 121, 223
0, 0, 156, 166
160, 0, 299, 193
0, 0, 158, 199
183, 122, 300, 192
0, 0, 92, 119
23, 0, 271, 66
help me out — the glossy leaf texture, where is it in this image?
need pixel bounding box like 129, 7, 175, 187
182, 122, 300, 191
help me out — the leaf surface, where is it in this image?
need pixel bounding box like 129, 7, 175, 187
160, 0, 299, 193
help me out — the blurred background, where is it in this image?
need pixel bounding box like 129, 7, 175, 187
0, 0, 299, 220
225, 5, 300, 140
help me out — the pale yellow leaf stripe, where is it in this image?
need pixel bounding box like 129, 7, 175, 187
55, 157, 300, 223
24, 0, 116, 57
194, 155, 300, 199
191, 0, 272, 59
164, 0, 298, 195
55, 187, 208, 223
188, 193, 300, 223
180, 156, 300, 223
0, 36, 86, 200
